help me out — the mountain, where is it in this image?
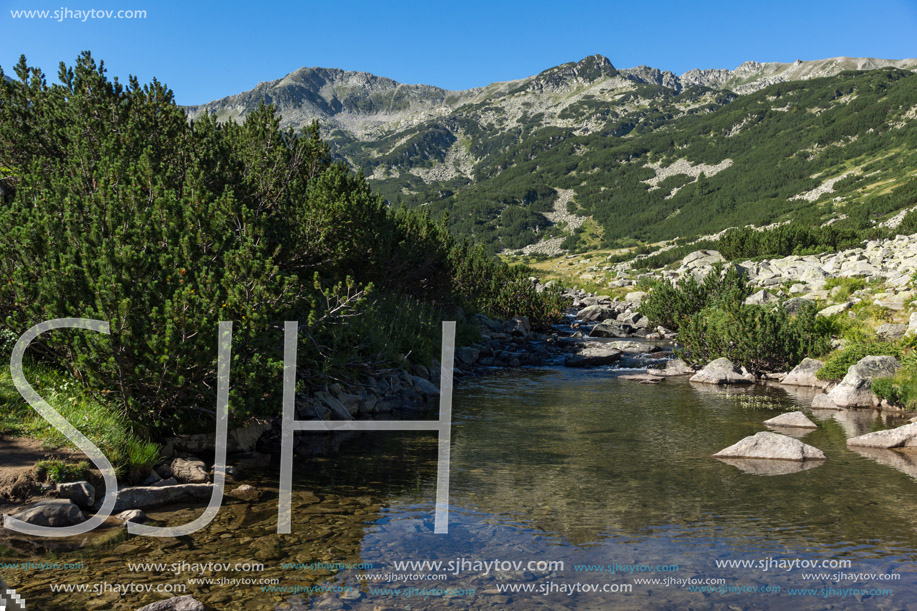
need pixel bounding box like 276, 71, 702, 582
186, 56, 917, 252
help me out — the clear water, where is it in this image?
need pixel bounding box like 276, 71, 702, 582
6, 368, 917, 610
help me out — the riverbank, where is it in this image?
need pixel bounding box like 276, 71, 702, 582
5, 232, 917, 611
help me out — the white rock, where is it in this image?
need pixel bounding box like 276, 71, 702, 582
136, 596, 205, 611
811, 393, 840, 409
847, 422, 917, 448
690, 358, 755, 385
647, 358, 695, 377
713, 431, 826, 461
826, 355, 900, 407
781, 358, 828, 388
818, 302, 854, 317
908, 312, 917, 337
228, 484, 262, 502
115, 509, 148, 523
745, 290, 779, 306
763, 412, 818, 429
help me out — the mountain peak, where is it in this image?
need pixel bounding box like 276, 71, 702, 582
522, 54, 619, 93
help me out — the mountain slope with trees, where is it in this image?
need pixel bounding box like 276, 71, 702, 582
187, 56, 917, 253
0, 53, 566, 439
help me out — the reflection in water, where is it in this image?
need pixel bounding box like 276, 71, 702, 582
715, 457, 824, 476
849, 446, 917, 481
5, 368, 917, 610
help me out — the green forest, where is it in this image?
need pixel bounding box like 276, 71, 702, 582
0, 53, 567, 456
354, 69, 917, 252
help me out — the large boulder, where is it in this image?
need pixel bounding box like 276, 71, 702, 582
473, 313, 504, 331
744, 290, 779, 306
825, 355, 900, 407
713, 431, 826, 461
811, 393, 840, 410
136, 596, 205, 611
876, 323, 909, 341
648, 358, 695, 377
783, 297, 814, 315
818, 302, 854, 317
589, 320, 635, 338
690, 358, 755, 385
455, 346, 480, 366
681, 250, 725, 269
617, 311, 649, 329
780, 358, 828, 389
57, 480, 96, 509
846, 422, 917, 448
604, 340, 660, 354
564, 344, 622, 368
169, 419, 272, 454
170, 458, 209, 484
6, 500, 85, 527
763, 412, 818, 429
577, 304, 617, 322
411, 376, 440, 397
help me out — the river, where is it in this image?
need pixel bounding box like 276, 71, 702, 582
6, 366, 917, 610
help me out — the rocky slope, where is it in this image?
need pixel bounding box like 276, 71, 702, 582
186, 56, 917, 253
186, 55, 917, 137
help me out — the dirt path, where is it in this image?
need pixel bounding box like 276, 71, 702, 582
0, 436, 81, 508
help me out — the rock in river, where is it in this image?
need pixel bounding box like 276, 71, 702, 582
136, 596, 205, 611
780, 358, 828, 389
647, 358, 695, 377
588, 320, 635, 338
713, 431, 826, 461
690, 358, 755, 385
577, 304, 617, 322
763, 412, 818, 429
171, 457, 209, 484
847, 421, 917, 449
564, 344, 622, 368
6, 500, 86, 527
826, 355, 900, 407
57, 480, 96, 509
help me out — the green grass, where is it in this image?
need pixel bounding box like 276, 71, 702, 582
823, 277, 867, 302
35, 460, 91, 483
872, 357, 917, 410
0, 362, 160, 481
815, 338, 904, 381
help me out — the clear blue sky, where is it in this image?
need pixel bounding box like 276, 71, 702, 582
2, 0, 916, 105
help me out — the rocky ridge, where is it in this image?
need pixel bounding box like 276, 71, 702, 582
186, 55, 917, 139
